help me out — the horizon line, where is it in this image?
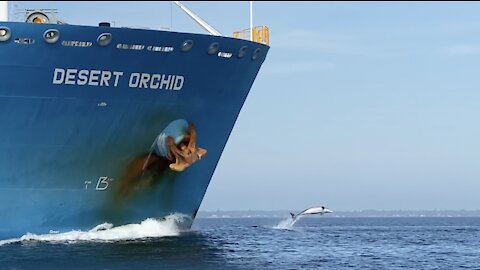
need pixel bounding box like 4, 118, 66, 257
199, 209, 480, 212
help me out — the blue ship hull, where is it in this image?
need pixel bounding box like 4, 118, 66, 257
0, 22, 268, 238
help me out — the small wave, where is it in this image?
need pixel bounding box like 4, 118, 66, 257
0, 214, 189, 246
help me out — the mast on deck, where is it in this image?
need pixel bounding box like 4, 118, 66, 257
0, 1, 8, 22
250, 1, 253, 41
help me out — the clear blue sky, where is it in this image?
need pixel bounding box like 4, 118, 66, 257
15, 2, 480, 211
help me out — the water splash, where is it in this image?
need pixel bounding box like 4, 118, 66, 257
274, 215, 305, 230
0, 214, 190, 246
274, 218, 295, 230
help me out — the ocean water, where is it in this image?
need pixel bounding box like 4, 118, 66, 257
1, 217, 480, 269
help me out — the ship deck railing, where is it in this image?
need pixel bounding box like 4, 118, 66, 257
233, 26, 269, 46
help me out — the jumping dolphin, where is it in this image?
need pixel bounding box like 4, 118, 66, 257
289, 206, 333, 221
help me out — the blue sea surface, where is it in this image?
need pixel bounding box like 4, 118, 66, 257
1, 217, 480, 269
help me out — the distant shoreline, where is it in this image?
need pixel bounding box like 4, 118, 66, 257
197, 210, 480, 218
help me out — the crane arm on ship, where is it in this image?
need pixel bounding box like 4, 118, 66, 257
172, 1, 222, 36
